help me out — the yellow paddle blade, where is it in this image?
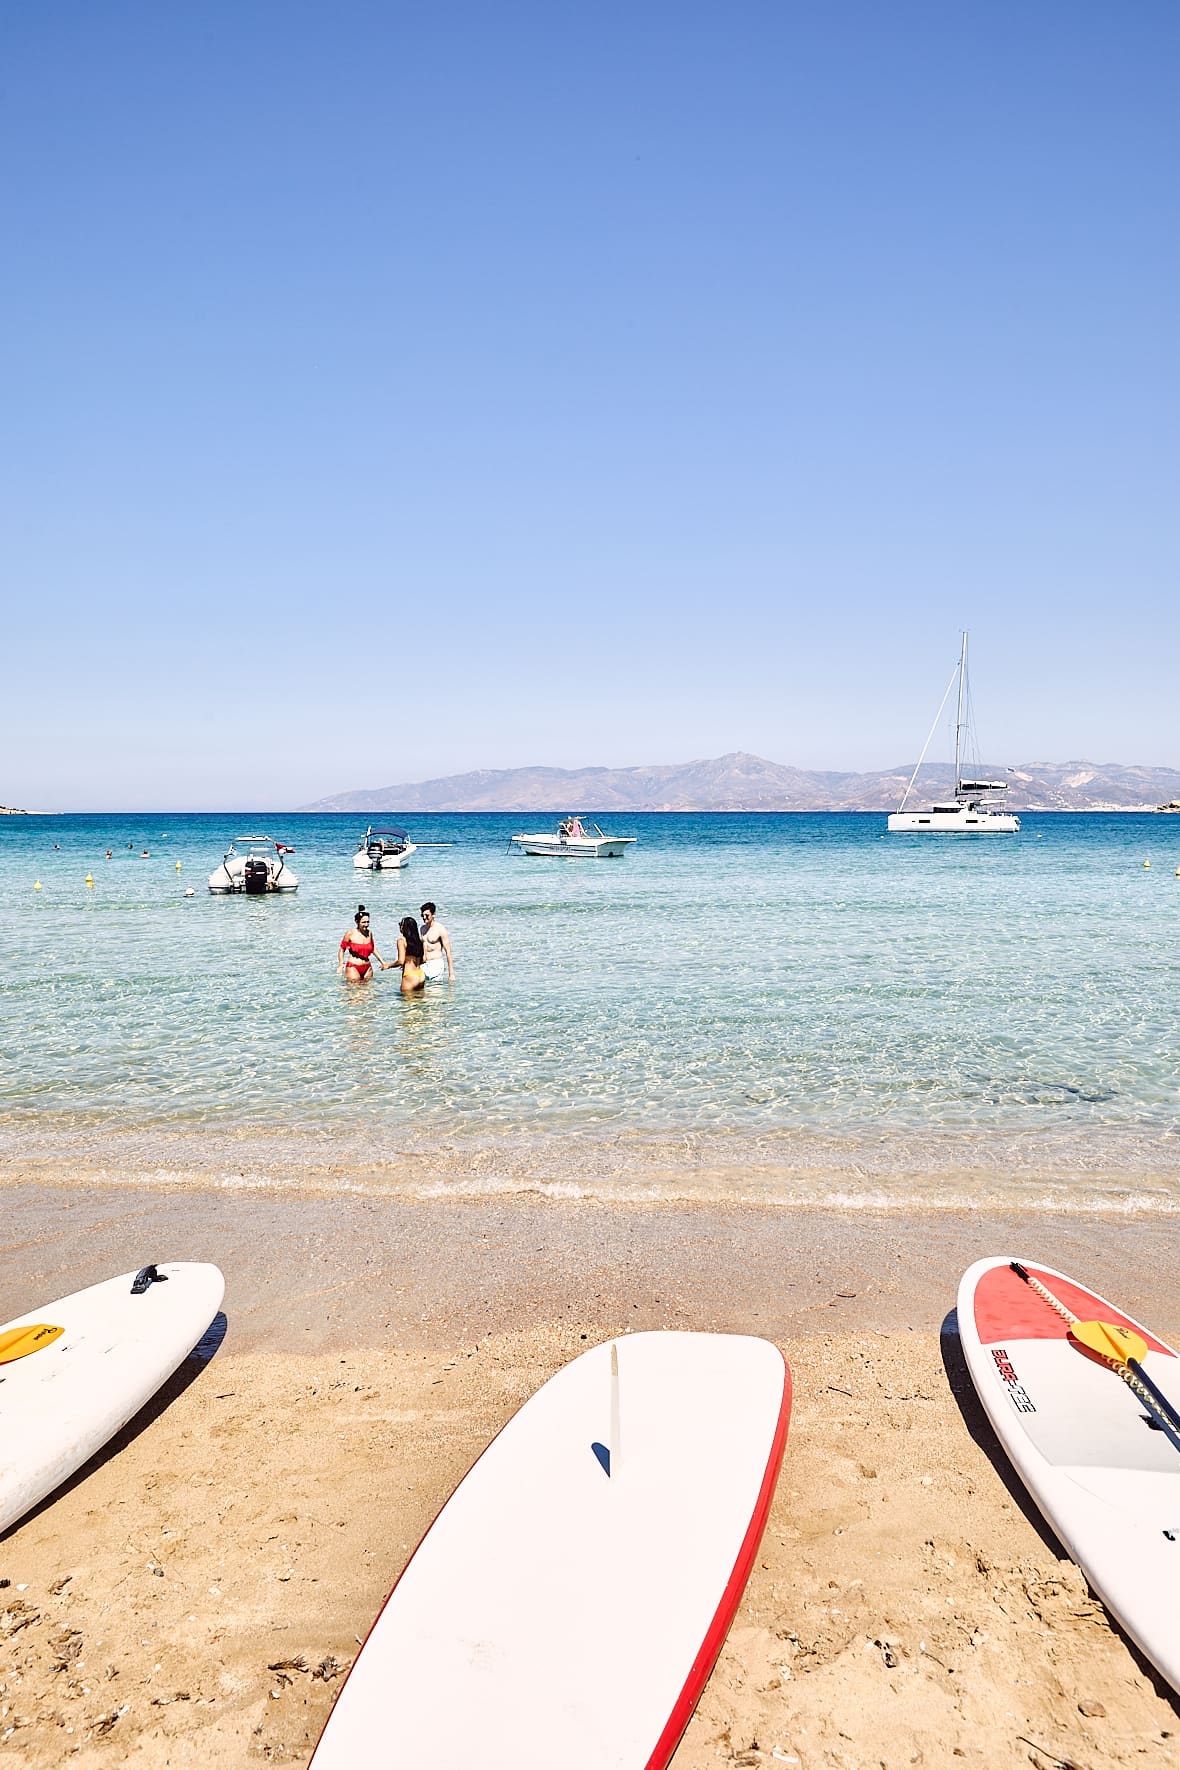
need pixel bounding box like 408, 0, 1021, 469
1070, 1319, 1148, 1367
0, 1322, 64, 1365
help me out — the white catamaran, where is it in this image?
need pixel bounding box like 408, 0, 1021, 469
888, 633, 1020, 834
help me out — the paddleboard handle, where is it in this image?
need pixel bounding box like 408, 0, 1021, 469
131, 1265, 169, 1296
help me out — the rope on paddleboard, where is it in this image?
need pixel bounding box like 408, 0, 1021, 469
1009, 1262, 1180, 1447
1010, 1262, 1074, 1326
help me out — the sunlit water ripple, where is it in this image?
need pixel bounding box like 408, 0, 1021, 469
2, 812, 1178, 1210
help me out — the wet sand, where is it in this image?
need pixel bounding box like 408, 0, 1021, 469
2, 1181, 1179, 1766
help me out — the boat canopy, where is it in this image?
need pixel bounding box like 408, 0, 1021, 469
369, 828, 409, 840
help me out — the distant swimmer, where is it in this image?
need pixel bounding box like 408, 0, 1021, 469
105, 850, 113, 860
396, 916, 426, 994
419, 902, 454, 982
338, 905, 389, 982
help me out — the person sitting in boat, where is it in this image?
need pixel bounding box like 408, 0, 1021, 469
394, 916, 427, 994
338, 905, 389, 982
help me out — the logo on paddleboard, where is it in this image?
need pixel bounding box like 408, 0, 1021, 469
991, 1347, 1036, 1414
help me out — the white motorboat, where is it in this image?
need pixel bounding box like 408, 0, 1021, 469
353, 827, 418, 870
509, 819, 636, 859
888, 633, 1020, 834
208, 835, 299, 894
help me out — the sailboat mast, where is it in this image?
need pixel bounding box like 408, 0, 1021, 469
954, 630, 968, 795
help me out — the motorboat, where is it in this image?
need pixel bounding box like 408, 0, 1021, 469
208, 835, 299, 894
353, 827, 418, 870
888, 633, 1020, 834
509, 819, 636, 859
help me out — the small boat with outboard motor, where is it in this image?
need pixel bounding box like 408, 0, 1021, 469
509, 818, 636, 859
208, 835, 299, 894
353, 827, 418, 870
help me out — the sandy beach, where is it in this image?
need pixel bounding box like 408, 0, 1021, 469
2, 1183, 1179, 1768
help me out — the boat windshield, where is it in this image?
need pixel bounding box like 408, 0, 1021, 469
228, 836, 278, 854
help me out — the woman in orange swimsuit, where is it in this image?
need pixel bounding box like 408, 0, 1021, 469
337, 905, 389, 982
394, 916, 427, 994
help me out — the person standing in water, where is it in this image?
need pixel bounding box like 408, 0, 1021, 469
337, 905, 390, 982
395, 916, 427, 993
419, 902, 454, 982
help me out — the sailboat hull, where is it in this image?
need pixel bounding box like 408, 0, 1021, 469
887, 808, 1020, 833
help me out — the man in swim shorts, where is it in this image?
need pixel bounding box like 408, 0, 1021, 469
419, 902, 454, 982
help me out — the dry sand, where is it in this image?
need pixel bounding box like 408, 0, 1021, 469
2, 1184, 1179, 1768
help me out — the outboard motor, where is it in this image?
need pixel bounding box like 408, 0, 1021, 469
243, 857, 269, 894
367, 842, 383, 863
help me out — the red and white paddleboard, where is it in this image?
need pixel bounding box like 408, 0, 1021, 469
958, 1257, 1180, 1693
311, 1331, 790, 1769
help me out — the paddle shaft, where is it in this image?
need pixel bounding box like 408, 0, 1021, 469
1128, 1358, 1180, 1443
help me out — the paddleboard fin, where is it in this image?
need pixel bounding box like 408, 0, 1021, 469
131, 1265, 169, 1296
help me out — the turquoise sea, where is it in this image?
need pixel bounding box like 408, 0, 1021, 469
2, 812, 1178, 1212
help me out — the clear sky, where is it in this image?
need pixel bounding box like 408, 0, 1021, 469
3, 1, 1177, 808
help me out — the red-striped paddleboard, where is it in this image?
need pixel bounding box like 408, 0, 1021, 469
311, 1331, 791, 1769
958, 1257, 1180, 1693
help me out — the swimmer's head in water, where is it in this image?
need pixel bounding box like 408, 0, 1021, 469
399, 917, 424, 962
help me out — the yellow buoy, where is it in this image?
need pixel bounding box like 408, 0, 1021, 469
1144, 860, 1151, 869
85, 874, 94, 887
34, 880, 42, 891
175, 859, 182, 871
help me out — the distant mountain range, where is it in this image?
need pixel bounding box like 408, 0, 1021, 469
301, 753, 1180, 813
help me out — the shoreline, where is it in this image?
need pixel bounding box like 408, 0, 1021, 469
4, 1179, 1180, 1351
3, 1181, 1179, 1766
4, 1127, 1180, 1219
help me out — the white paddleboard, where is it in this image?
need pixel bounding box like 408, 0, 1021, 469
311, 1330, 791, 1769
0, 1262, 225, 1534
958, 1257, 1180, 1693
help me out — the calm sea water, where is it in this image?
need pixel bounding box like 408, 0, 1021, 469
2, 812, 1179, 1212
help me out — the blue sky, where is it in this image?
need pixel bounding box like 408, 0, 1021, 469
3, 1, 1177, 808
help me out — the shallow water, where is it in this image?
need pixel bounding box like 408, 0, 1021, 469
2, 812, 1179, 1210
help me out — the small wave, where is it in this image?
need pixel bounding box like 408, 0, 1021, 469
8, 1158, 1178, 1218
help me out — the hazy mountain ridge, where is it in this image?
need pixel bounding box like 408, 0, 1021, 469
302, 753, 1180, 813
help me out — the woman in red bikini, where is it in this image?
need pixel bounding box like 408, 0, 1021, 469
337, 905, 390, 982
